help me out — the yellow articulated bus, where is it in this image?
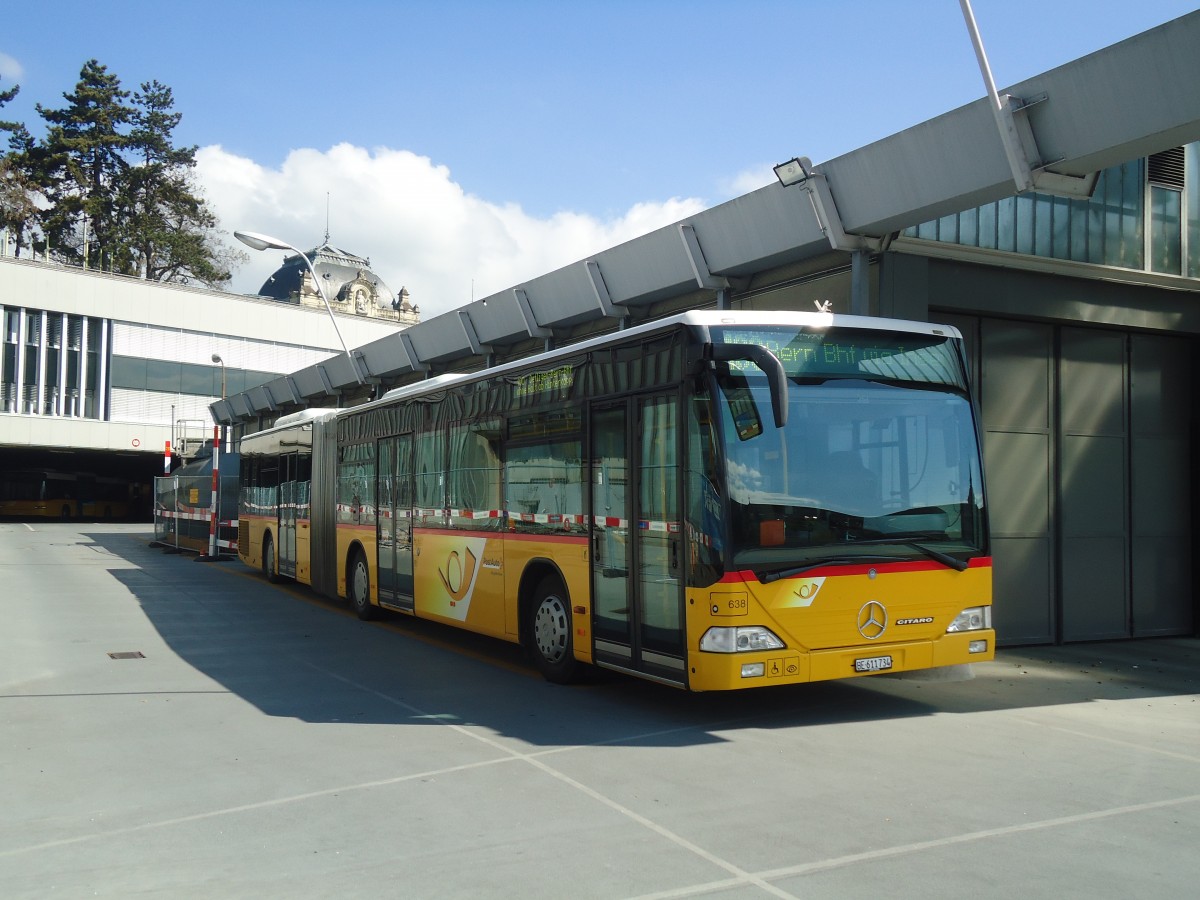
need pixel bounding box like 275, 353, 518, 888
237, 310, 993, 690
0, 469, 132, 520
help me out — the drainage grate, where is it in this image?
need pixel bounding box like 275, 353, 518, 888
107, 651, 146, 660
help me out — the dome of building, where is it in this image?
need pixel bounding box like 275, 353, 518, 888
256, 241, 396, 314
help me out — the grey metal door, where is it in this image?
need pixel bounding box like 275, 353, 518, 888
980, 319, 1056, 645
1060, 328, 1129, 641
1130, 334, 1192, 636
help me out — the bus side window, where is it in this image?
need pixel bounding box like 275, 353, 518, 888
414, 429, 445, 525
449, 418, 502, 530
506, 440, 584, 534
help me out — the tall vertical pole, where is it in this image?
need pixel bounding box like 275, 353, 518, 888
208, 426, 221, 558
959, 0, 1033, 191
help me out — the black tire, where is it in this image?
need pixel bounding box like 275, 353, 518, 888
262, 534, 281, 583
528, 576, 578, 684
349, 550, 376, 620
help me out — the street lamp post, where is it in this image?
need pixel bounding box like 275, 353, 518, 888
234, 229, 364, 383
211, 353, 226, 400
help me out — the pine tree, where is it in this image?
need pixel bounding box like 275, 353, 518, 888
0, 76, 19, 131
0, 78, 41, 257
4, 62, 237, 285
123, 80, 234, 284
37, 59, 133, 270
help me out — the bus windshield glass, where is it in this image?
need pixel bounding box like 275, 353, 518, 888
711, 326, 985, 575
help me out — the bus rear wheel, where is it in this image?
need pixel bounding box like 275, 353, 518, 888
349, 550, 376, 620
528, 576, 578, 684
263, 534, 281, 583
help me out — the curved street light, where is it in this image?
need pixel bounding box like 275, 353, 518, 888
211, 352, 226, 399
234, 229, 364, 384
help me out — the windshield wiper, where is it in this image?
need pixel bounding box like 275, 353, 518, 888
756, 538, 973, 583
845, 537, 970, 572
908, 542, 969, 571
759, 555, 907, 584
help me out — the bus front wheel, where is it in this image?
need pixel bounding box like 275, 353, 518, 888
528, 576, 578, 684
349, 550, 376, 620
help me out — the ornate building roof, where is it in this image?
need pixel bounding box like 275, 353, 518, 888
255, 241, 419, 325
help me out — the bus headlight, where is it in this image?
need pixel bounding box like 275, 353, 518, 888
946, 606, 992, 633
699, 626, 786, 653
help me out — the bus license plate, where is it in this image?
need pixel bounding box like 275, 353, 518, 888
855, 655, 893, 673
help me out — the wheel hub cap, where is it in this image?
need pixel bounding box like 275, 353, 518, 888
534, 597, 567, 662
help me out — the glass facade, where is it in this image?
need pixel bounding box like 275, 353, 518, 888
107, 355, 273, 398
0, 304, 279, 423
1, 307, 105, 418
1186, 143, 1200, 278
905, 144, 1200, 279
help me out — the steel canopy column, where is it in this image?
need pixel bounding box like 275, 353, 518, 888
851, 250, 870, 316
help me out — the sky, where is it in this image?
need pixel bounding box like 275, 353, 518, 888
2, 0, 1197, 319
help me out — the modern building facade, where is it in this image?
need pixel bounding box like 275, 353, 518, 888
883, 150, 1198, 645
0, 250, 416, 481
213, 13, 1200, 647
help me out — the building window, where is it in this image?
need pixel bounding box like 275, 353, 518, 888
1148, 147, 1186, 275
2, 309, 17, 413
1149, 185, 1182, 274
0, 306, 106, 421
906, 144, 1200, 279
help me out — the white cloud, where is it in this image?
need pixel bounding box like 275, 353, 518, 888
196, 143, 708, 320
0, 52, 24, 82
718, 165, 776, 200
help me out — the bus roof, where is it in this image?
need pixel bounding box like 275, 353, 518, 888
233, 310, 964, 441
239, 407, 340, 454
349, 309, 961, 415
379, 372, 473, 404
272, 408, 341, 430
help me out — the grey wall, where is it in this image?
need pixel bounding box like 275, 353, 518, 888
931, 259, 1195, 644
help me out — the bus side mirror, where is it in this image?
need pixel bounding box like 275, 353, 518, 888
705, 343, 789, 430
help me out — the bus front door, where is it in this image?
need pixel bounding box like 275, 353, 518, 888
377, 434, 415, 611
590, 395, 686, 685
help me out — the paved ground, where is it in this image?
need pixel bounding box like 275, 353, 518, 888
1, 522, 1197, 899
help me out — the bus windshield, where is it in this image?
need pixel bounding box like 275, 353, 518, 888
711, 327, 985, 576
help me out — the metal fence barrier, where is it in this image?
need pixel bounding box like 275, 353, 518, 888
152, 474, 239, 556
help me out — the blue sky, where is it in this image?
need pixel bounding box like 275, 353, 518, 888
2, 1, 1196, 316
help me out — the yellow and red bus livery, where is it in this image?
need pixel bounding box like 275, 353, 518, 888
237, 310, 994, 690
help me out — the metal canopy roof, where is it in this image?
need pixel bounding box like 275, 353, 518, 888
213, 12, 1200, 427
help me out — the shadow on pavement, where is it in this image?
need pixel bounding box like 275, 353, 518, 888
82, 528, 1199, 747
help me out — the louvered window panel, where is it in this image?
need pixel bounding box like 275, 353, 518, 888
1149, 147, 1185, 189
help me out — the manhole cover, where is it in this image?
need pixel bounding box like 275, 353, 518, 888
107, 651, 146, 660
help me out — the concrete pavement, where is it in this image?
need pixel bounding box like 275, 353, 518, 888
1, 522, 1197, 898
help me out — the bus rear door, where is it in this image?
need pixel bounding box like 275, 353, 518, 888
278, 453, 300, 578
377, 434, 415, 611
